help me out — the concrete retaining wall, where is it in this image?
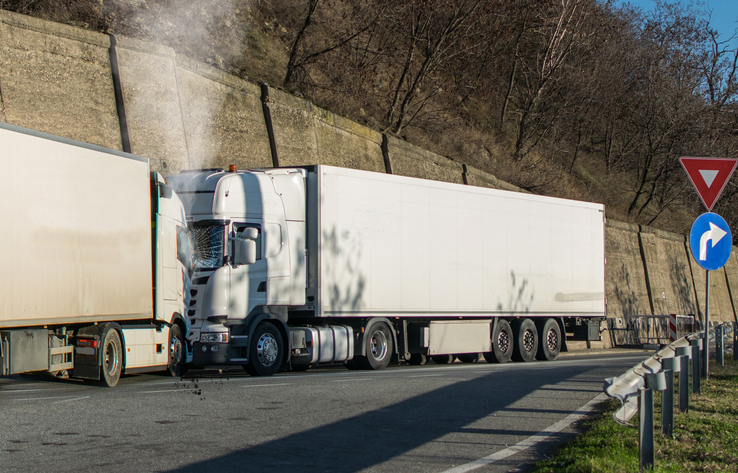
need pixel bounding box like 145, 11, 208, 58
1, 10, 736, 346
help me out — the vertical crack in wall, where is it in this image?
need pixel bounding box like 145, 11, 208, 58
108, 34, 130, 153
638, 227, 656, 315
0, 74, 6, 123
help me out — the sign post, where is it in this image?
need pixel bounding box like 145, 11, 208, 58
681, 157, 737, 380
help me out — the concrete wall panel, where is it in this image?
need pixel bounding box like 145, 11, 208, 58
312, 107, 384, 172
0, 11, 120, 148
385, 135, 464, 184
604, 220, 651, 321
175, 56, 272, 172
465, 166, 525, 192
638, 226, 698, 317
115, 37, 187, 172
267, 87, 319, 167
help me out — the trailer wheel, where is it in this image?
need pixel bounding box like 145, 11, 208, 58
536, 318, 561, 361
168, 324, 185, 377
245, 323, 284, 376
97, 329, 122, 387
512, 318, 538, 362
355, 323, 393, 370
457, 353, 480, 363
484, 319, 513, 363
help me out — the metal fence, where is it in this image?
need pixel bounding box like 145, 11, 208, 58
608, 315, 697, 347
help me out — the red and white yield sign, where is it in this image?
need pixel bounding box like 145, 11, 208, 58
680, 157, 738, 211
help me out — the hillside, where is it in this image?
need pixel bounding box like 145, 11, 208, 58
3, 0, 737, 238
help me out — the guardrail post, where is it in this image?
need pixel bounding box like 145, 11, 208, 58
639, 387, 655, 471
661, 358, 679, 437
717, 324, 724, 366
675, 348, 690, 412
640, 372, 666, 471
691, 338, 702, 394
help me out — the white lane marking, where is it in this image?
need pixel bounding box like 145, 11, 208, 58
139, 390, 185, 394
441, 393, 609, 473
52, 396, 89, 404
240, 383, 291, 388
14, 396, 85, 402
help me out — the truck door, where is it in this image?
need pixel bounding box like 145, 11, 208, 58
229, 224, 267, 318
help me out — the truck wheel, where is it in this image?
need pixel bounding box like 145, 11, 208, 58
245, 323, 284, 376
457, 353, 480, 363
355, 323, 393, 370
168, 324, 185, 377
484, 319, 513, 363
512, 318, 538, 362
536, 318, 561, 361
97, 329, 122, 387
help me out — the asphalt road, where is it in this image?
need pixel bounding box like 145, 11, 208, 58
0, 352, 650, 473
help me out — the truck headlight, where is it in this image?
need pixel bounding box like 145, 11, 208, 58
200, 332, 229, 343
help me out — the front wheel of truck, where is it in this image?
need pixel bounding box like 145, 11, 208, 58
168, 324, 186, 377
245, 323, 284, 376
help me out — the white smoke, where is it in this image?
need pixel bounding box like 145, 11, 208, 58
115, 0, 250, 171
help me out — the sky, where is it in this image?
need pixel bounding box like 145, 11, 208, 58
614, 0, 738, 47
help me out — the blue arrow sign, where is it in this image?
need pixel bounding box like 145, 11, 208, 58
690, 213, 732, 271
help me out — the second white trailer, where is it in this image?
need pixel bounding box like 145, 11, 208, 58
169, 165, 605, 374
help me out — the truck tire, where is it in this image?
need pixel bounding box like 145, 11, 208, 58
536, 318, 561, 361
355, 323, 393, 370
97, 328, 122, 387
484, 319, 513, 363
168, 324, 185, 377
512, 318, 538, 362
245, 323, 284, 376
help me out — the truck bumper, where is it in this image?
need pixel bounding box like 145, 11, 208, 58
192, 341, 229, 366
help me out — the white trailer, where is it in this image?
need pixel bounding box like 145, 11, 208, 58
0, 122, 194, 386
167, 165, 605, 375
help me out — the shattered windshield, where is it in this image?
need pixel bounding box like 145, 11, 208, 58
192, 225, 226, 270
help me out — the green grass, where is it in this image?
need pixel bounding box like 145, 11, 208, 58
530, 358, 738, 472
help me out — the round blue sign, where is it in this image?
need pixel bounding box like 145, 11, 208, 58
689, 213, 732, 271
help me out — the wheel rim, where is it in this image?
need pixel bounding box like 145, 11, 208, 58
497, 330, 510, 354
370, 329, 388, 361
170, 336, 183, 366
523, 329, 535, 353
104, 341, 118, 376
256, 332, 279, 367
546, 328, 559, 352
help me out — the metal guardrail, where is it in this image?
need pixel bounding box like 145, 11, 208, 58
603, 322, 736, 470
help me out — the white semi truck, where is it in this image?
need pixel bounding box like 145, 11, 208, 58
0, 122, 194, 387
167, 165, 606, 375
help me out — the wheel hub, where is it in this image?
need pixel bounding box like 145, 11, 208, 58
497, 331, 510, 353
256, 333, 278, 366
370, 331, 388, 361
523, 330, 535, 352
547, 329, 558, 351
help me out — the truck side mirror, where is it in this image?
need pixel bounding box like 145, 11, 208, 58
235, 239, 257, 266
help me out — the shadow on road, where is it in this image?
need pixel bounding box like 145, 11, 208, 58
168, 363, 602, 472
